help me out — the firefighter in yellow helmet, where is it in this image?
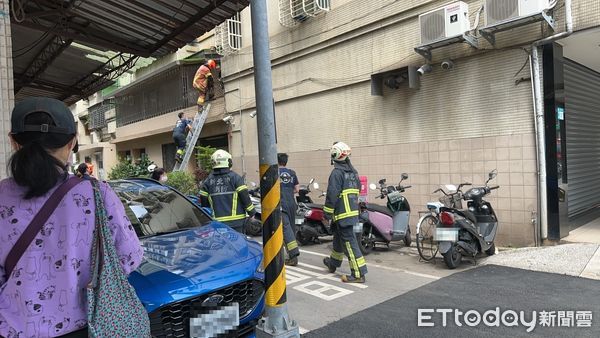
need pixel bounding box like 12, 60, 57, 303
198, 150, 256, 233
322, 142, 367, 283
192, 59, 217, 109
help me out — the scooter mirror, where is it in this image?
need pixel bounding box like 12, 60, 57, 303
445, 184, 457, 192
313, 182, 320, 190
489, 169, 498, 180
401, 173, 409, 180
369, 183, 377, 190
309, 178, 315, 185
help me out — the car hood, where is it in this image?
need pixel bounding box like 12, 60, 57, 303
129, 221, 264, 312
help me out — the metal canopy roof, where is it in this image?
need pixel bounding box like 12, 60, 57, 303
12, 0, 249, 105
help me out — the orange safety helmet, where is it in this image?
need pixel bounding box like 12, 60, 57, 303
206, 59, 217, 70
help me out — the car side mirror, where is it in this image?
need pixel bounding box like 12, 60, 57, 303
313, 182, 320, 190
369, 183, 377, 190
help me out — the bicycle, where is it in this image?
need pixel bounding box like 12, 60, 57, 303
415, 182, 471, 261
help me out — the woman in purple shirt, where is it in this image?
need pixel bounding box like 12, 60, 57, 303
0, 98, 144, 338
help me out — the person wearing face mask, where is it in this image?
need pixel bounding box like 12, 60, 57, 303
148, 165, 168, 183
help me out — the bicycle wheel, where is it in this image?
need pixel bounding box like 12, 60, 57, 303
416, 214, 439, 261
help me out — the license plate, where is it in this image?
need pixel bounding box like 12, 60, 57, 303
295, 218, 304, 225
435, 228, 458, 241
190, 303, 239, 337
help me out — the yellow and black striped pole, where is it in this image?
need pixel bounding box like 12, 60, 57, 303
251, 0, 299, 336
260, 164, 287, 306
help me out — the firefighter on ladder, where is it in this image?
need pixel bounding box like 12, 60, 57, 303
322, 142, 368, 283
198, 150, 256, 234
193, 59, 217, 111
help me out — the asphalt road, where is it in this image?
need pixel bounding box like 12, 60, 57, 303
251, 235, 600, 337
304, 265, 600, 338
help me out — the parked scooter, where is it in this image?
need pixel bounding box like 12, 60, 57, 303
296, 180, 332, 245
358, 173, 412, 255
245, 183, 264, 236
436, 170, 500, 269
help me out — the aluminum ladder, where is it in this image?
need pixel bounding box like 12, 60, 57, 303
173, 103, 211, 171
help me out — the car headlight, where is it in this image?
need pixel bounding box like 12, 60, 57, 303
256, 257, 265, 273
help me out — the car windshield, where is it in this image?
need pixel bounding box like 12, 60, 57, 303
109, 179, 212, 237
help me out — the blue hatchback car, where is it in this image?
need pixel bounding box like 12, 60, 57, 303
109, 178, 265, 337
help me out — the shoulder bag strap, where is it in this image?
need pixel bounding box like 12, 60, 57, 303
4, 176, 83, 278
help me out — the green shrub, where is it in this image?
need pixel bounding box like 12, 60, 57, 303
196, 145, 217, 171
167, 171, 197, 195
108, 154, 154, 180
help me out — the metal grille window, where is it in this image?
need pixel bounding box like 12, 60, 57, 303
215, 13, 242, 56
279, 0, 331, 27
115, 64, 200, 127
88, 100, 114, 130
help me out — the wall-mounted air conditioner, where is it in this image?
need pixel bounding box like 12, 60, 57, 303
485, 0, 550, 26
419, 2, 470, 45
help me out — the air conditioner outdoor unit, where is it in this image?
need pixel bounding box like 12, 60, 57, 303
485, 0, 550, 26
419, 2, 470, 45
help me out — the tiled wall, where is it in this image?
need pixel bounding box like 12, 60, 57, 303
235, 132, 538, 247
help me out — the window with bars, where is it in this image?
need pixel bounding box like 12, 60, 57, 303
279, 0, 331, 27
215, 12, 242, 56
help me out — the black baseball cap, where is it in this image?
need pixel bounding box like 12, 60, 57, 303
10, 97, 76, 135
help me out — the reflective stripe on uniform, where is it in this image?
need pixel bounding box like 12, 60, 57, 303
246, 204, 255, 212
331, 250, 344, 261
323, 206, 334, 214
333, 210, 359, 221
345, 241, 360, 278
199, 190, 209, 197
236, 185, 248, 192
215, 214, 247, 222
357, 256, 367, 267
287, 240, 298, 251
232, 191, 238, 217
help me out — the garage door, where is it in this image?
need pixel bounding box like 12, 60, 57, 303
564, 59, 600, 219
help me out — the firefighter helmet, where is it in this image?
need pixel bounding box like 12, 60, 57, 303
211, 149, 232, 169
206, 59, 217, 70
330, 142, 351, 162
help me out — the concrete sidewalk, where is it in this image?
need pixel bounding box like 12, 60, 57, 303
482, 243, 600, 280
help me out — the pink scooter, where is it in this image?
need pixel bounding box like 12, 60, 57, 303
356, 173, 412, 255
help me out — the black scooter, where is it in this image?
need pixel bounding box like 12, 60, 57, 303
436, 170, 500, 269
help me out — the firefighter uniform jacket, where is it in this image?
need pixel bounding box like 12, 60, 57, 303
199, 168, 256, 224
323, 160, 360, 227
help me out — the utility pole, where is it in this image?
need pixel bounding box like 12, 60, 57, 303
250, 0, 299, 337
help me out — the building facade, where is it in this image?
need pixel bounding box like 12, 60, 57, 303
220, 0, 600, 247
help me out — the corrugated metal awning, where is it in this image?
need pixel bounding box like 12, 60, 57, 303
11, 0, 249, 105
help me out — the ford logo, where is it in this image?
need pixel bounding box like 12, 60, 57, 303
201, 294, 225, 307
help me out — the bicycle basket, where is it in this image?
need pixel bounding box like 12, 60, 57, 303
439, 194, 463, 209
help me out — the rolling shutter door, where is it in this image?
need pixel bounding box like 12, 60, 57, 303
564, 59, 600, 219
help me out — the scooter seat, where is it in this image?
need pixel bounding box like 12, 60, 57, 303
457, 209, 478, 224
365, 203, 393, 217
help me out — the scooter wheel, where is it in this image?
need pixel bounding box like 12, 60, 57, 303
442, 245, 462, 269
485, 242, 496, 256
295, 231, 311, 246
